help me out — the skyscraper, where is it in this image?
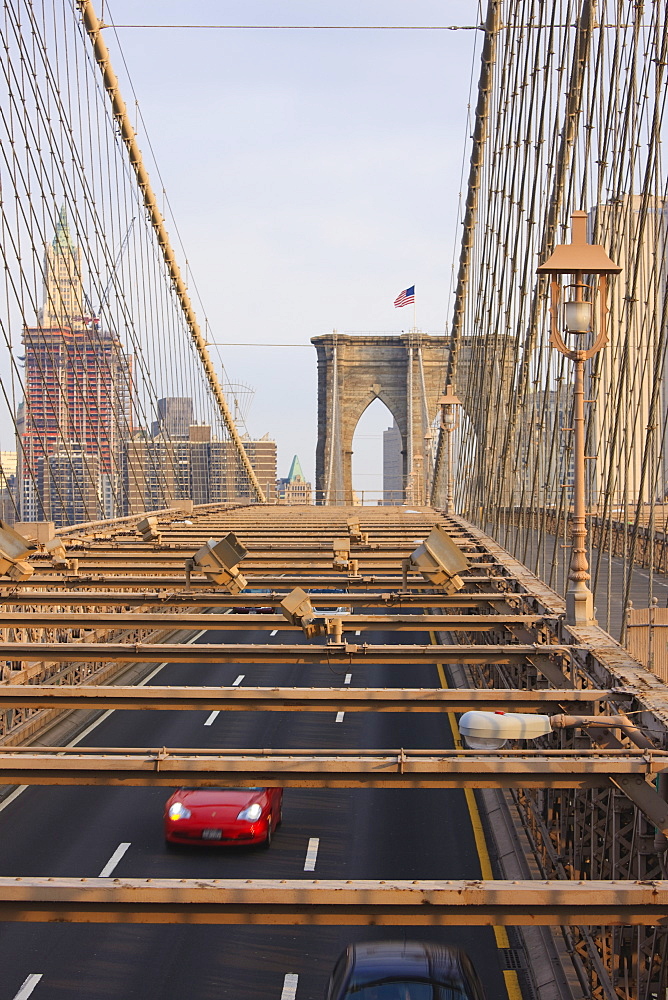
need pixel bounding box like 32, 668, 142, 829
124, 406, 277, 513
19, 207, 133, 525
151, 397, 194, 440
277, 455, 312, 503
383, 420, 403, 504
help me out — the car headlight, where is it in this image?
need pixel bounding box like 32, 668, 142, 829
168, 801, 192, 820
237, 803, 263, 821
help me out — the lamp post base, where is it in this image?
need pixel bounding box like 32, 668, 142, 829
566, 584, 597, 627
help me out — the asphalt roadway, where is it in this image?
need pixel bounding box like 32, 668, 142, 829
0, 624, 510, 1000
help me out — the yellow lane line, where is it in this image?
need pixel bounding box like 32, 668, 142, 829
430, 631, 522, 1000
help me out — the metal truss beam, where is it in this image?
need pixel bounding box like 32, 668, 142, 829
0, 591, 526, 608
36, 549, 484, 562
1, 747, 666, 788
0, 877, 666, 926
0, 685, 613, 712
0, 612, 557, 631
14, 575, 510, 591
0, 641, 570, 664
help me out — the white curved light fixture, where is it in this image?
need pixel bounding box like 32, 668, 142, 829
458, 710, 553, 749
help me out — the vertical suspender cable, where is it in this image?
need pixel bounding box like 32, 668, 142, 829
75, 0, 266, 503
488, 0, 595, 542
431, 0, 500, 505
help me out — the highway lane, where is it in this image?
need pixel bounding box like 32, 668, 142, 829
0, 625, 510, 1000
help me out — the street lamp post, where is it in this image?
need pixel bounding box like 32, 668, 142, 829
457, 710, 668, 844
536, 211, 621, 626
439, 388, 462, 516
458, 710, 653, 751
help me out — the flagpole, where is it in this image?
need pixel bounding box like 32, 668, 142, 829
413, 292, 416, 332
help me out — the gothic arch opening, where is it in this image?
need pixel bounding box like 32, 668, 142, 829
351, 397, 400, 505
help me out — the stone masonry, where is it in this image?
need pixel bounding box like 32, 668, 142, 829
312, 332, 449, 504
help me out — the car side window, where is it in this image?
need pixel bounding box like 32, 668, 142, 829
329, 954, 348, 998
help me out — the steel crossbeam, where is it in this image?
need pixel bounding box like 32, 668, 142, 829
0, 877, 665, 926
33, 564, 496, 581
0, 685, 612, 712
0, 641, 569, 664
12, 574, 508, 590
0, 591, 518, 608
0, 612, 557, 631
0, 747, 665, 788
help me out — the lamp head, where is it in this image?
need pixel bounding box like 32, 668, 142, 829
438, 389, 462, 430
409, 525, 468, 592
191, 533, 248, 593
280, 587, 324, 638
536, 211, 621, 359
563, 294, 593, 335
459, 710, 553, 749
0, 520, 36, 581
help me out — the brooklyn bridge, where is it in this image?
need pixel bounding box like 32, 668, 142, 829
0, 2, 667, 999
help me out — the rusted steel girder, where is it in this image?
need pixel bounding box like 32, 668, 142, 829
30, 565, 498, 582
0, 685, 613, 712
32, 557, 461, 571
12, 574, 509, 591
1, 747, 666, 789
45, 555, 495, 571
0, 877, 666, 926
0, 641, 570, 664
0, 612, 558, 631
0, 591, 522, 608
41, 546, 467, 559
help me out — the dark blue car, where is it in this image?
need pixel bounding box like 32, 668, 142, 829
325, 941, 486, 1000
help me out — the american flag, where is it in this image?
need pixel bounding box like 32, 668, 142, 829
393, 285, 415, 308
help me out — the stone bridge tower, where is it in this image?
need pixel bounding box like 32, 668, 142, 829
312, 332, 517, 506
312, 332, 449, 504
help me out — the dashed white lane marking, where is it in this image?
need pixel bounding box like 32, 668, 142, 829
344, 673, 352, 685
355, 630, 361, 636
0, 628, 210, 813
99, 842, 131, 877
270, 629, 278, 637
232, 674, 245, 686
69, 638, 209, 749
335, 712, 345, 723
13, 974, 43, 999
303, 837, 320, 871
203, 618, 238, 726
281, 974, 299, 1000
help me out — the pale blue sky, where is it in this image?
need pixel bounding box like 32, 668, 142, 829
103, 0, 483, 493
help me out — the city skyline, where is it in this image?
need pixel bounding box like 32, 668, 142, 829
16, 210, 282, 525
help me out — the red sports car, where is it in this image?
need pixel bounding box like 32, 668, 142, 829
164, 786, 283, 847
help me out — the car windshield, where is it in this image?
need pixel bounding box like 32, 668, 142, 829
181, 787, 263, 792
346, 982, 468, 1000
